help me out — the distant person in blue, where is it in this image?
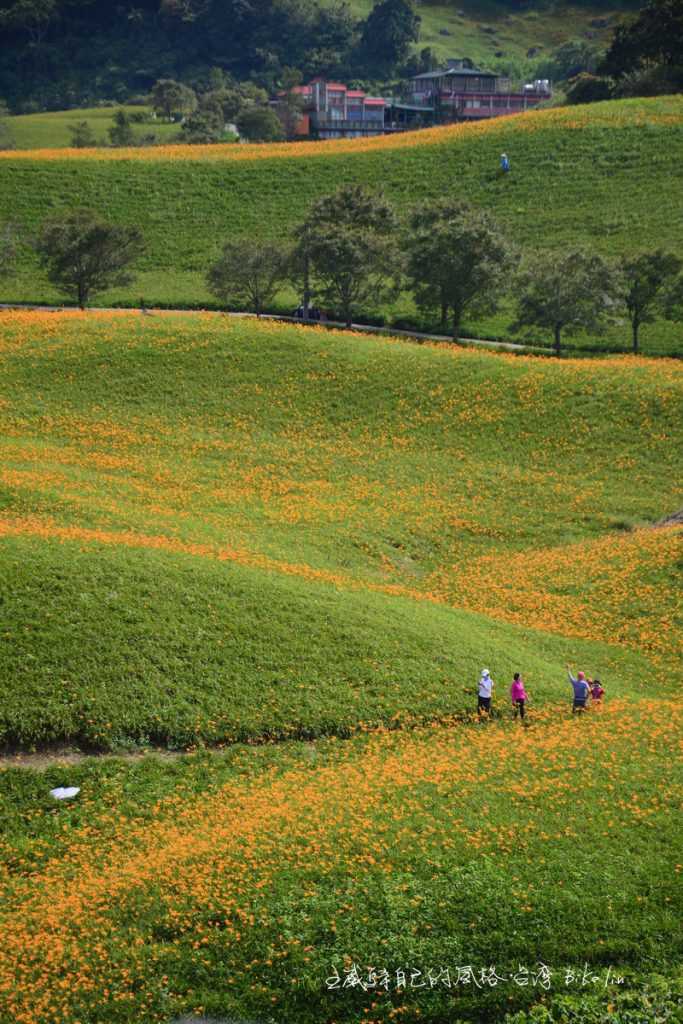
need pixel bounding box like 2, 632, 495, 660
500, 152, 510, 173
567, 663, 590, 713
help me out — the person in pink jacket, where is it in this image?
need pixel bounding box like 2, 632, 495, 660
510, 672, 529, 721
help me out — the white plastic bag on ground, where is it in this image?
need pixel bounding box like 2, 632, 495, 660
49, 787, 80, 800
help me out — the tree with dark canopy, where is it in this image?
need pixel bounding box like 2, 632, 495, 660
405, 199, 514, 342
294, 185, 399, 328
34, 209, 145, 308
207, 240, 288, 317
358, 0, 421, 76
617, 250, 683, 353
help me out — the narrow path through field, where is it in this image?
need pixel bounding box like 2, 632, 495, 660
0, 301, 553, 353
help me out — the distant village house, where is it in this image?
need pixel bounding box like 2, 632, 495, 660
274, 61, 551, 140
278, 80, 388, 140
409, 58, 551, 120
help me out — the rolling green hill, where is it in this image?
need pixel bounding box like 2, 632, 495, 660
1, 97, 682, 354
0, 306, 681, 1024
0, 309, 680, 751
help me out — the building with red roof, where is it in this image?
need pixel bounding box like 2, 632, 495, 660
275, 79, 389, 139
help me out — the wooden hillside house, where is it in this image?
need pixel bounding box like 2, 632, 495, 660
409, 58, 551, 120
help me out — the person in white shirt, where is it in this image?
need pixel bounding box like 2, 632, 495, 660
478, 668, 494, 718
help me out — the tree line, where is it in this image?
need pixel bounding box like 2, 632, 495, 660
1, 190, 681, 354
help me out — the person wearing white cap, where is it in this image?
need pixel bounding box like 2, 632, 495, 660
478, 668, 495, 718
500, 152, 510, 173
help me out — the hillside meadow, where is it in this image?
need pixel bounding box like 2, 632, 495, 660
1, 97, 683, 354
4, 106, 178, 151
0, 309, 681, 1023
0, 308, 681, 753
1, 703, 681, 1023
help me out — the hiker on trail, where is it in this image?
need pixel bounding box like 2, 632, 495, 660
500, 152, 510, 173
478, 668, 494, 718
567, 664, 590, 713
590, 678, 605, 704
510, 672, 528, 721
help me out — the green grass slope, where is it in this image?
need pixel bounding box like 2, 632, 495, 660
5, 106, 178, 151
0, 308, 681, 1024
334, 0, 630, 66
1, 97, 682, 353
0, 310, 681, 750
1, 532, 648, 751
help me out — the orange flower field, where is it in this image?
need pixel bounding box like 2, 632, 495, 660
0, 308, 681, 1023
1, 701, 680, 1024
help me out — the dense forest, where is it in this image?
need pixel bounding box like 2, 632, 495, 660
0, 0, 680, 112
1, 0, 398, 109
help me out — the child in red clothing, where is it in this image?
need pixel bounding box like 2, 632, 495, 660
590, 679, 605, 704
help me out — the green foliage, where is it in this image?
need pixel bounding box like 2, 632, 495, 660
236, 104, 285, 141
536, 39, 603, 82
2, 97, 683, 354
0, 0, 56, 45
68, 120, 97, 148
512, 249, 616, 353
33, 207, 145, 307
0, 221, 19, 278
178, 107, 224, 143
0, 0, 634, 110
150, 78, 198, 121
298, 184, 399, 326
565, 73, 613, 105
601, 0, 683, 75
617, 250, 683, 352
207, 238, 288, 315
405, 198, 515, 340
0, 118, 15, 150
107, 108, 135, 147
613, 61, 683, 97
358, 0, 421, 75
199, 86, 242, 122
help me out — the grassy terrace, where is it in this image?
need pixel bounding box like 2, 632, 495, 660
1, 97, 682, 353
0, 295, 680, 1022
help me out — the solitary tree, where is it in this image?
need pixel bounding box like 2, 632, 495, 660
617, 250, 682, 353
404, 199, 514, 342
207, 240, 288, 317
108, 110, 135, 147
511, 249, 615, 354
294, 185, 399, 328
180, 107, 225, 143
34, 209, 145, 308
150, 79, 198, 121
68, 121, 97, 148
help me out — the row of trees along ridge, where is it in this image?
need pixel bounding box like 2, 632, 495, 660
1, 191, 682, 355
